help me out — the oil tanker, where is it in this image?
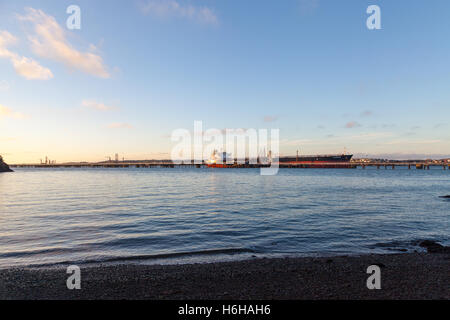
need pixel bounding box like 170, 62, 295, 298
206, 151, 354, 168
277, 153, 353, 168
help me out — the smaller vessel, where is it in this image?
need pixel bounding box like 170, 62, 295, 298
206, 150, 234, 168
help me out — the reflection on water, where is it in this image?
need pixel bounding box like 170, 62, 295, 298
0, 167, 449, 267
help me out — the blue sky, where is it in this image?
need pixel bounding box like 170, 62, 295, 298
1, 0, 450, 163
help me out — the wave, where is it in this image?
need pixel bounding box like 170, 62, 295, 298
2, 248, 256, 268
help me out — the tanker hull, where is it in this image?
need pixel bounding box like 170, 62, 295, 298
206, 154, 354, 168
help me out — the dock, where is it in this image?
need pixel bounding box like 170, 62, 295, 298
9, 161, 450, 170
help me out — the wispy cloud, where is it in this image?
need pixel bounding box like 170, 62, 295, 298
107, 122, 133, 129
139, 0, 218, 25
180, 128, 252, 137
298, 0, 319, 15
18, 8, 110, 78
433, 123, 447, 129
280, 139, 314, 146
0, 30, 53, 80
0, 137, 17, 142
345, 121, 361, 129
0, 104, 27, 119
82, 100, 117, 111
281, 132, 394, 148
385, 139, 441, 145
0, 80, 10, 91
263, 115, 278, 123
360, 110, 373, 117
348, 132, 393, 140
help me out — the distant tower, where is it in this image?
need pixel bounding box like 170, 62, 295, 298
45, 156, 48, 165
115, 153, 119, 162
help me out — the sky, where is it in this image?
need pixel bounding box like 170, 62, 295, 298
1, 0, 450, 163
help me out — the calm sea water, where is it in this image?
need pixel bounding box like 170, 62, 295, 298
0, 167, 449, 268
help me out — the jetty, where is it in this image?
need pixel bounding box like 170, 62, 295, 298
9, 160, 450, 170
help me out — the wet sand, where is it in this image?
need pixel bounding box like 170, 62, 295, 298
0, 252, 448, 300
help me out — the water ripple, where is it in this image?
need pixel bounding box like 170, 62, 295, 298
0, 167, 448, 267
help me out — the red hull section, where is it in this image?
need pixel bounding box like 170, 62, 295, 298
206, 163, 355, 169
206, 164, 233, 168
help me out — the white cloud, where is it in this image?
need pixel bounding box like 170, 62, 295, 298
11, 55, 54, 80
140, 0, 218, 25
0, 104, 27, 119
107, 122, 133, 129
0, 30, 53, 80
0, 30, 17, 47
19, 8, 110, 78
82, 100, 117, 111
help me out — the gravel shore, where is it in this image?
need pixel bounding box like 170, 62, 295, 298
0, 252, 448, 300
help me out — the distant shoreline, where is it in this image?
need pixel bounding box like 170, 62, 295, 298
1, 252, 448, 299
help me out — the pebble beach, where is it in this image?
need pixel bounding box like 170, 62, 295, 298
0, 252, 448, 300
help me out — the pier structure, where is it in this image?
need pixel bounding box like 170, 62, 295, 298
9, 161, 450, 170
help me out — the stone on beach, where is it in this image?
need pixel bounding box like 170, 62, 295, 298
419, 240, 450, 253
